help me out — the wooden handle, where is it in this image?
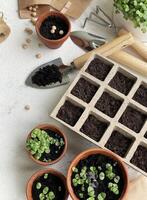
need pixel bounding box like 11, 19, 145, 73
118, 29, 147, 61
72, 33, 134, 69
110, 51, 147, 76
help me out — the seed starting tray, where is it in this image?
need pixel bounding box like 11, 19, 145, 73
51, 54, 147, 176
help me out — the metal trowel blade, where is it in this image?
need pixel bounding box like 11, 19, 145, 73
25, 58, 70, 89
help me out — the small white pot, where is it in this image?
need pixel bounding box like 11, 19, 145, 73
113, 11, 147, 42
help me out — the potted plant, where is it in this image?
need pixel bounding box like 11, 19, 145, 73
67, 148, 128, 200
26, 124, 67, 166
113, 0, 147, 41
26, 168, 68, 200
35, 11, 71, 49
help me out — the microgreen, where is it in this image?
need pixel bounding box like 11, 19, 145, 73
114, 0, 147, 32
36, 182, 42, 190
26, 128, 64, 162
72, 159, 122, 199
97, 192, 106, 200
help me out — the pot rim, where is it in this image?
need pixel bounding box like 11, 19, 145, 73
26, 168, 68, 200
26, 123, 67, 166
35, 11, 71, 43
67, 148, 129, 200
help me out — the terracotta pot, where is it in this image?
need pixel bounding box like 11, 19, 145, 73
67, 148, 128, 200
35, 11, 71, 49
26, 168, 68, 200
26, 124, 67, 166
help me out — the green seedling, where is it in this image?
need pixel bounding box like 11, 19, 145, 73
26, 128, 64, 161
97, 192, 106, 200
114, 0, 147, 32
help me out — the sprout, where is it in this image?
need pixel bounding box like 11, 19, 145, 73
99, 172, 105, 180
108, 182, 119, 195
79, 193, 84, 198
36, 182, 42, 190
114, 176, 120, 184
72, 167, 78, 173
47, 191, 55, 200
43, 187, 49, 194
44, 173, 48, 179
88, 186, 95, 197
97, 192, 106, 200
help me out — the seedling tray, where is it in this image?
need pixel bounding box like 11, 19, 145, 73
51, 54, 147, 176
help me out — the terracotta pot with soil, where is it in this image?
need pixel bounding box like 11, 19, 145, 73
26, 168, 68, 200
35, 11, 71, 49
26, 124, 67, 166
67, 148, 128, 200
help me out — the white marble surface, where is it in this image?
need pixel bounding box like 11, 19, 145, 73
0, 0, 140, 199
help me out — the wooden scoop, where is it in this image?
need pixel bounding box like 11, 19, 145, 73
0, 12, 10, 43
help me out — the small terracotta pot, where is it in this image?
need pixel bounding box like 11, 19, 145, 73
67, 148, 128, 200
26, 168, 68, 200
35, 11, 71, 49
26, 124, 67, 166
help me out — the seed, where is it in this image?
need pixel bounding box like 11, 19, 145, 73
36, 53, 42, 59
52, 25, 57, 30
32, 8, 37, 12
50, 29, 55, 34
31, 12, 37, 17
31, 17, 37, 25
24, 105, 30, 110
59, 30, 64, 35
22, 44, 28, 49
28, 6, 33, 11
24, 27, 33, 35
26, 38, 31, 44
35, 5, 39, 9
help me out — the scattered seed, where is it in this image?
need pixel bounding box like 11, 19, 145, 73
35, 5, 39, 9
26, 38, 31, 44
31, 12, 37, 17
59, 30, 64, 35
24, 105, 30, 110
32, 7, 37, 12
28, 6, 33, 11
36, 53, 42, 59
31, 17, 37, 25
24, 28, 33, 35
22, 44, 28, 49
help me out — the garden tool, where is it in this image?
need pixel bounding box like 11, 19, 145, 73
70, 30, 147, 76
25, 33, 134, 89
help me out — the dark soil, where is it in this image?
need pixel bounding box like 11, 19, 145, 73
40, 16, 68, 40
71, 78, 99, 103
133, 84, 147, 107
80, 115, 109, 142
39, 129, 65, 162
119, 106, 146, 133
95, 92, 123, 118
144, 132, 147, 139
86, 58, 113, 81
109, 71, 136, 95
32, 173, 66, 200
131, 145, 147, 172
32, 64, 62, 86
57, 100, 84, 126
72, 154, 124, 200
105, 131, 133, 157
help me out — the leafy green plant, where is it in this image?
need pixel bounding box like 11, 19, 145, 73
114, 0, 147, 32
72, 162, 121, 199
26, 128, 64, 162
36, 181, 55, 200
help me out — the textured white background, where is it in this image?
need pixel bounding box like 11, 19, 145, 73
2, 0, 141, 200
